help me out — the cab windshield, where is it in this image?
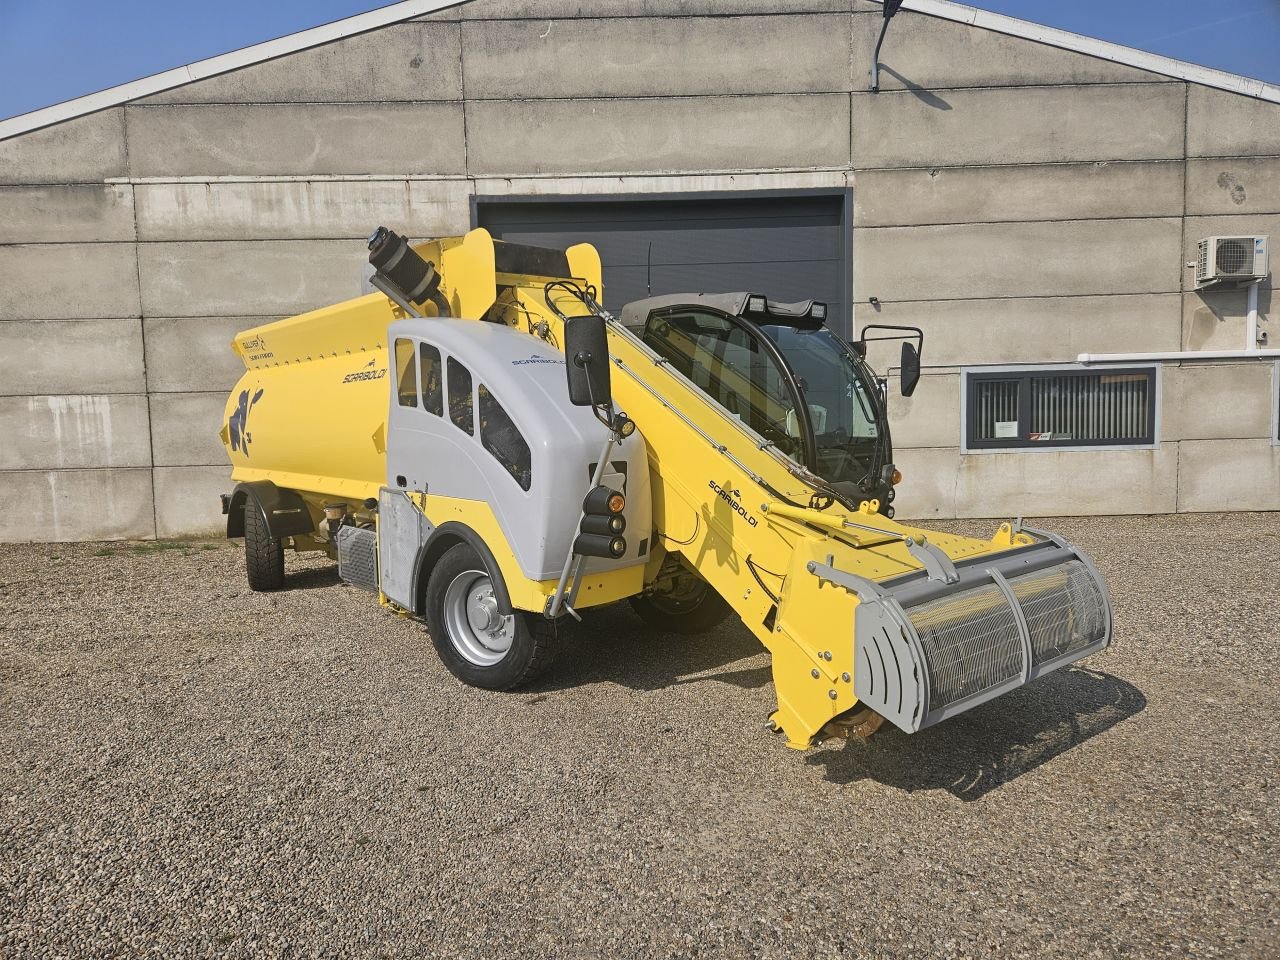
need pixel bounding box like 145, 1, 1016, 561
761, 324, 884, 486
640, 308, 888, 488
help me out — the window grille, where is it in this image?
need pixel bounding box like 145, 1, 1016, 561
965, 367, 1156, 450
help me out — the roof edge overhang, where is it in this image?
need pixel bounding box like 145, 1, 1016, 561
875, 0, 1280, 103
1, 0, 1277, 143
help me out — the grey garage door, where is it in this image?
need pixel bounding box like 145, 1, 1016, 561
476, 194, 850, 335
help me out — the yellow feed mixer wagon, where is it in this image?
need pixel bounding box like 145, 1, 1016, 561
218, 227, 1112, 749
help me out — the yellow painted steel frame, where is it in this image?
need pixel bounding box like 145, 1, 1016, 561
420, 230, 1034, 748
223, 228, 1035, 749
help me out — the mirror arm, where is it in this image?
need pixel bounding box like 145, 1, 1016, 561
574, 349, 617, 429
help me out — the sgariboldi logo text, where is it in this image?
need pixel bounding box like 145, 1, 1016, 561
708, 480, 758, 527
342, 367, 387, 384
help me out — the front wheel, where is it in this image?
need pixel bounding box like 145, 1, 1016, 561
424, 543, 556, 690
628, 579, 731, 635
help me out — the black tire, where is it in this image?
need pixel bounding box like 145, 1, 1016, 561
244, 497, 285, 592
628, 580, 731, 635
424, 543, 557, 690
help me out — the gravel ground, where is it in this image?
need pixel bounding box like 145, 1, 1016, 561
2, 513, 1277, 959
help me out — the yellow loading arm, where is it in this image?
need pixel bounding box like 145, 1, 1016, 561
397, 229, 1112, 748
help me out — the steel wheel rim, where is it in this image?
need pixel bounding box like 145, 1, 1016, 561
443, 569, 515, 667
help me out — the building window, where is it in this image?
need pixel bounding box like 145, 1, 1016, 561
479, 385, 532, 491
964, 366, 1157, 451
394, 338, 417, 408
420, 343, 443, 417
447, 356, 473, 435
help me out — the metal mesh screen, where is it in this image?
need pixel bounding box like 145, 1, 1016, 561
1009, 560, 1108, 668
337, 527, 378, 592
908, 583, 1023, 710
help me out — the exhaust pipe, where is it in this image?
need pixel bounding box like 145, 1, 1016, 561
367, 226, 451, 317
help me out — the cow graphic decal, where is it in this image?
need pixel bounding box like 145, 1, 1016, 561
228, 388, 264, 456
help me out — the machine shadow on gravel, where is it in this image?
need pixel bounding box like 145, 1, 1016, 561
528, 603, 772, 693
805, 667, 1146, 801
281, 564, 342, 591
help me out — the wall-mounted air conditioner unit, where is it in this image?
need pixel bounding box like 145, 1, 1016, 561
1195, 236, 1269, 287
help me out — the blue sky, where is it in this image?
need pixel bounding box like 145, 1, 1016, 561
1, 0, 1278, 121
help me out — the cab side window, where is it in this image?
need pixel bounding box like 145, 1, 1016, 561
643, 310, 800, 457
447, 356, 474, 435
420, 343, 443, 416
479, 385, 532, 491
395, 338, 417, 408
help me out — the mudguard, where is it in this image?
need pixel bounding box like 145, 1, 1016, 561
225, 480, 315, 539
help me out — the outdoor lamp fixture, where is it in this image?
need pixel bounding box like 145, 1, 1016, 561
870, 0, 906, 93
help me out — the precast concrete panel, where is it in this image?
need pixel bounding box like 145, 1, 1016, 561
0, 319, 146, 396
0, 243, 141, 320
910, 446, 1181, 518
852, 11, 1170, 90
855, 219, 1184, 303
461, 15, 852, 99
139, 23, 463, 104
133, 179, 470, 242
143, 317, 279, 394
1182, 289, 1274, 352
851, 83, 1185, 169
1177, 439, 1280, 512
0, 395, 152, 470
154, 466, 232, 538
125, 103, 467, 178
137, 240, 368, 317
890, 446, 960, 519
0, 468, 155, 542
0, 185, 136, 244
148, 393, 232, 467
1160, 362, 1276, 442
1187, 158, 1280, 217
0, 109, 127, 184
867, 294, 1183, 366
466, 94, 851, 175
886, 373, 960, 450
853, 161, 1185, 228
1181, 214, 1280, 290
1187, 85, 1280, 158
893, 445, 1181, 519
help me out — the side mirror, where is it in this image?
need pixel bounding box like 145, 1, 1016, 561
564, 315, 613, 409
900, 342, 921, 397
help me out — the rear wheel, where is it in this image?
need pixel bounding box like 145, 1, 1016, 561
629, 578, 731, 635
243, 497, 285, 592
424, 543, 556, 690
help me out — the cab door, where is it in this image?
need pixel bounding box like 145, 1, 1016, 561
640, 308, 814, 468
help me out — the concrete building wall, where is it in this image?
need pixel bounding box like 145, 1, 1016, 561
1, 0, 1277, 540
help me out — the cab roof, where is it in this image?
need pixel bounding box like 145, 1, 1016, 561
618, 293, 827, 331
